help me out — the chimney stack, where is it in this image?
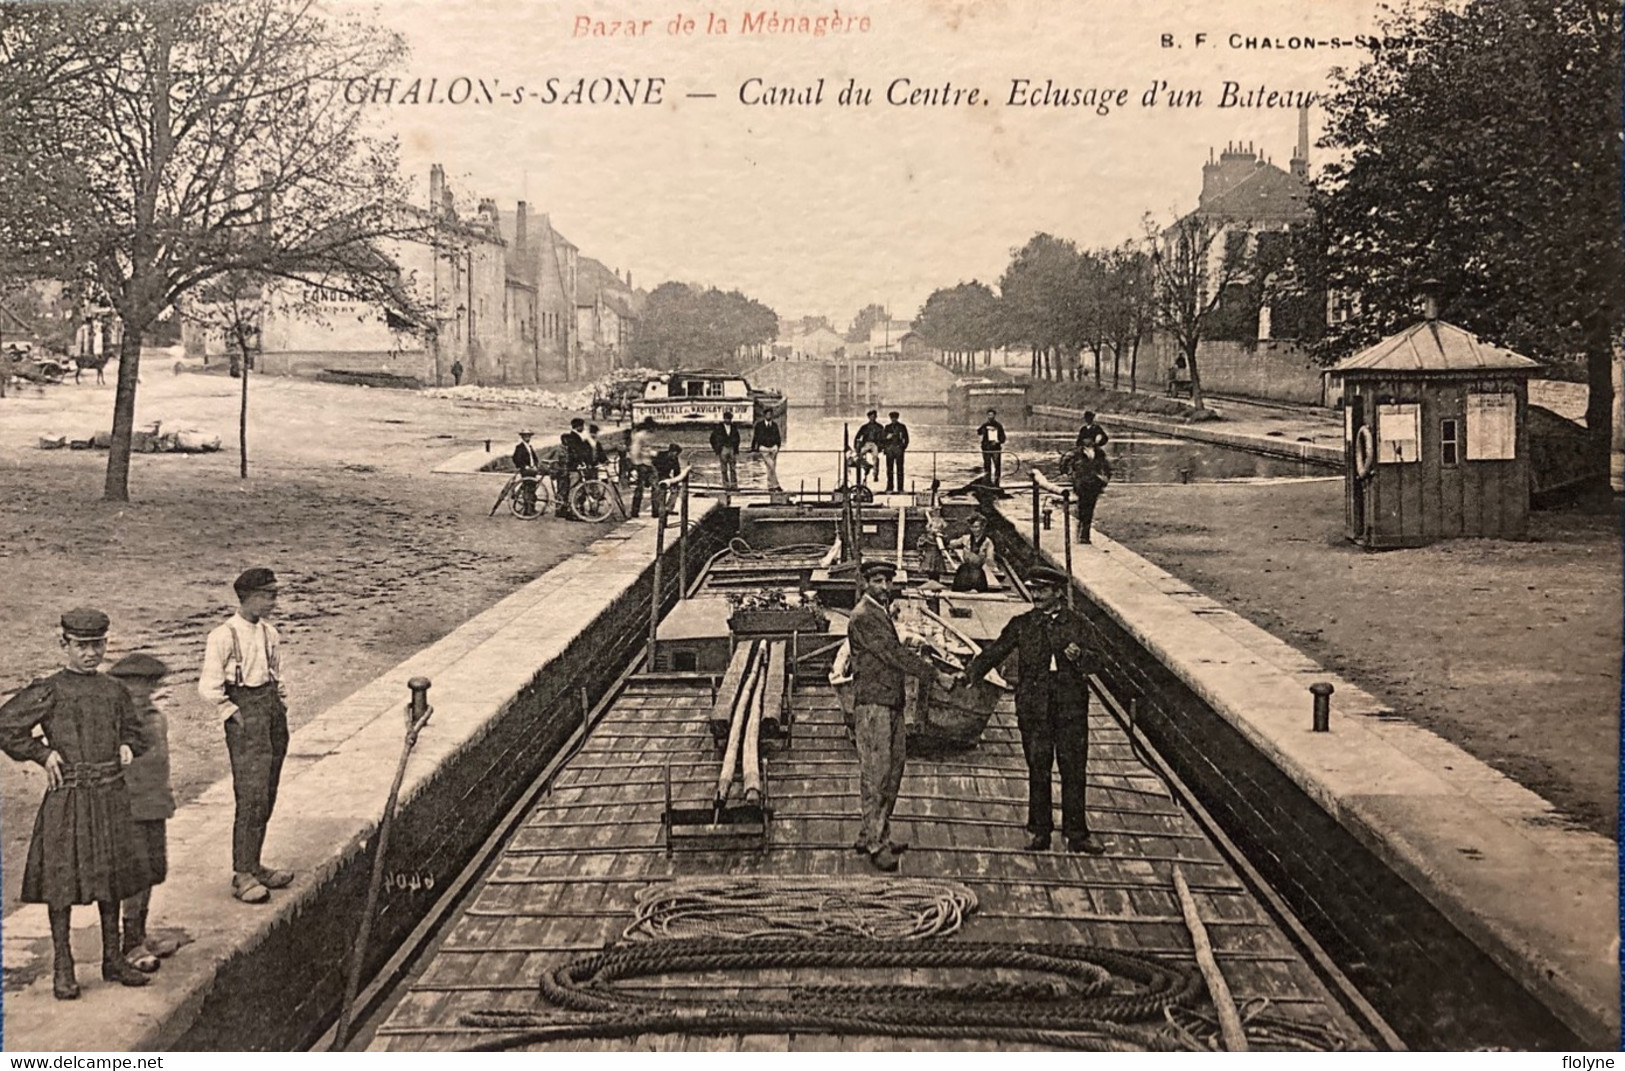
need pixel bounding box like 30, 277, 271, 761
1420, 278, 1442, 321
429, 164, 445, 219
515, 201, 528, 254
1291, 105, 1310, 179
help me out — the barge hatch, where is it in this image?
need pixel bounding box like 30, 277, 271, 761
350, 542, 1393, 1052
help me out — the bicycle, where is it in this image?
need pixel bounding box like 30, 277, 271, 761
567, 463, 629, 523
490, 471, 553, 520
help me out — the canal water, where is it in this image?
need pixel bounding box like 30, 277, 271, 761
673, 407, 1325, 493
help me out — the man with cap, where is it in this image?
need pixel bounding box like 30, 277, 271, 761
959, 567, 1105, 854
199, 568, 295, 903
1071, 442, 1112, 545
847, 560, 955, 871
1076, 411, 1109, 451
559, 418, 593, 517
512, 429, 542, 517
108, 652, 181, 972
977, 408, 1007, 486
881, 411, 909, 493
853, 409, 884, 486
709, 410, 741, 491
0, 608, 154, 998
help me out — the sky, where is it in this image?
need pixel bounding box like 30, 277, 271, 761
358, 0, 1391, 327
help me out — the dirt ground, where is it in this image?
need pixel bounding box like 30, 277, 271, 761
0, 361, 607, 913
1099, 477, 1621, 838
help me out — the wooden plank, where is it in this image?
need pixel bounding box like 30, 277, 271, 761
761, 640, 788, 736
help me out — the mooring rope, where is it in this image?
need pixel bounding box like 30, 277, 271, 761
457, 936, 1203, 1051
623, 876, 979, 942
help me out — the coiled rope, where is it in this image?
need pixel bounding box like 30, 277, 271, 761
623, 876, 978, 942
458, 936, 1202, 1051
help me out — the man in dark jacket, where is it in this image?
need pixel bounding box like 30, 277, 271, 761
881, 411, 909, 492
977, 408, 1007, 486
847, 560, 952, 871
750, 411, 783, 491
709, 411, 741, 490
1071, 443, 1112, 544
1076, 411, 1109, 450
558, 418, 594, 517
512, 430, 542, 516
853, 409, 884, 486
959, 567, 1105, 854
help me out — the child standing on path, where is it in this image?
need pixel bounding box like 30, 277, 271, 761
108, 653, 182, 972
0, 609, 155, 999
199, 568, 295, 904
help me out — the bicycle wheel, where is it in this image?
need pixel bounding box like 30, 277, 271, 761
569, 478, 616, 523
510, 478, 547, 520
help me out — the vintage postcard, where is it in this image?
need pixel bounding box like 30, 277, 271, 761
0, 0, 1618, 1055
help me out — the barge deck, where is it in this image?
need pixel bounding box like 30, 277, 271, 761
357, 543, 1386, 1052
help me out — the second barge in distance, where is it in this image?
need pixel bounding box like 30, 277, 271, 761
350, 489, 1398, 1053
618, 369, 789, 430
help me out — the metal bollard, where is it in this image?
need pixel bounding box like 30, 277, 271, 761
406, 677, 431, 734
484, 439, 490, 452
1041, 505, 1053, 530
1309, 682, 1334, 732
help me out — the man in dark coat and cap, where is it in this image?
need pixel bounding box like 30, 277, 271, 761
959, 567, 1105, 854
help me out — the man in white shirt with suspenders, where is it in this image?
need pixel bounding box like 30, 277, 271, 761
199, 568, 294, 904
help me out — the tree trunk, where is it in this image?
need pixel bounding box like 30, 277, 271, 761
103, 324, 145, 502
1585, 332, 1613, 456
1185, 340, 1205, 411
1128, 337, 1140, 393
239, 340, 250, 479
1111, 344, 1121, 390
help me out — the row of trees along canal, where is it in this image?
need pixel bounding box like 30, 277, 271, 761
911, 0, 1620, 434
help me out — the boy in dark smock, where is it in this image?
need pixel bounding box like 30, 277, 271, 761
0, 608, 154, 999
108, 653, 181, 972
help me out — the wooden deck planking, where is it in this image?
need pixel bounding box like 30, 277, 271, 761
361, 675, 1375, 1052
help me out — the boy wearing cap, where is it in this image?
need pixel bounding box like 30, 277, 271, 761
960, 567, 1105, 854
200, 568, 294, 904
847, 560, 954, 872
108, 653, 180, 972
0, 608, 155, 998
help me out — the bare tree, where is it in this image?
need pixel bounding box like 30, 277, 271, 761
1147, 213, 1245, 411
0, 1, 434, 500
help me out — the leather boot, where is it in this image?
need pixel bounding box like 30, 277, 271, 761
49, 905, 79, 1000
99, 901, 150, 986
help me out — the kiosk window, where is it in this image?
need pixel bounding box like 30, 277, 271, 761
1440, 419, 1459, 466
1376, 404, 1421, 464
1465, 393, 1516, 460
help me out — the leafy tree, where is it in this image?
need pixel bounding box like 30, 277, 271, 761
998, 233, 1089, 381
914, 281, 999, 371
630, 282, 778, 369
0, 1, 431, 501
1097, 243, 1155, 391
846, 302, 889, 344
1317, 0, 1622, 437
1148, 213, 1246, 410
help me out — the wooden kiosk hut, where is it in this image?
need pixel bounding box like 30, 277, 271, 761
1328, 302, 1541, 548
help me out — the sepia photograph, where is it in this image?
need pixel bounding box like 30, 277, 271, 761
0, 0, 1619, 1054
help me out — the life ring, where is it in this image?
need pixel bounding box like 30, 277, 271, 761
1354, 425, 1375, 479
